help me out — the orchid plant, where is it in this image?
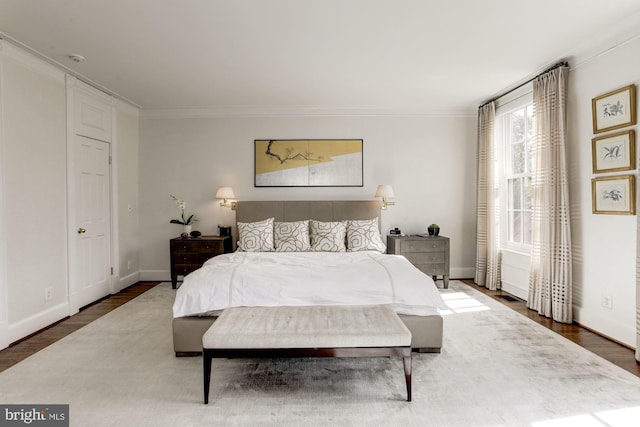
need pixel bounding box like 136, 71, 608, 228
169, 195, 198, 225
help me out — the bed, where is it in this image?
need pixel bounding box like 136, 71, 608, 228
172, 200, 445, 355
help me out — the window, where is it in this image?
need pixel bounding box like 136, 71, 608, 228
500, 103, 534, 248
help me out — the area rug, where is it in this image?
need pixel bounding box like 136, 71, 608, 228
1, 282, 639, 426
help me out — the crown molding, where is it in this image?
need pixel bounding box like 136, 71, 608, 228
140, 105, 476, 119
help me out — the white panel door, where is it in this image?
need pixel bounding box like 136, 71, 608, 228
70, 135, 111, 310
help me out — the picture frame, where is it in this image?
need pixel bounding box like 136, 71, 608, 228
591, 175, 636, 215
591, 84, 636, 134
254, 139, 363, 187
591, 130, 635, 173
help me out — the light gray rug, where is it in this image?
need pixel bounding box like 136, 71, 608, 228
1, 282, 640, 427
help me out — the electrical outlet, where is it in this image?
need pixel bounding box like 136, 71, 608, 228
127, 204, 133, 213
45, 287, 53, 302
601, 294, 613, 309
127, 260, 132, 270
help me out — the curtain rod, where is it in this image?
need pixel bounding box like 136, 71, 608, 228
478, 61, 569, 109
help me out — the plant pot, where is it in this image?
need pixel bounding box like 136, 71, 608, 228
183, 224, 192, 235
427, 226, 440, 237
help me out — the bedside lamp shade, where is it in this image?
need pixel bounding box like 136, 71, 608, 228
216, 187, 236, 209
375, 185, 396, 209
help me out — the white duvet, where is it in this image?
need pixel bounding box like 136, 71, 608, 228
172, 251, 448, 318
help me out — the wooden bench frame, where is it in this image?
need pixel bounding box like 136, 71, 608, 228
203, 346, 412, 403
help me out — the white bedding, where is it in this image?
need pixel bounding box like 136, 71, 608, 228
172, 251, 448, 318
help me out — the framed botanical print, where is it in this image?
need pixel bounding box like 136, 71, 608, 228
254, 139, 363, 187
591, 130, 635, 173
591, 84, 636, 134
592, 175, 636, 215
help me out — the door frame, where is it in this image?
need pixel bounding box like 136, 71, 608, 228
66, 75, 120, 314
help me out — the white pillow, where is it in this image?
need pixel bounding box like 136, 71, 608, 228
310, 220, 347, 252
237, 217, 274, 252
347, 218, 386, 253
274, 220, 311, 252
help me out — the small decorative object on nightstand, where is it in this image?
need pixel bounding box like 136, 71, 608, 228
387, 235, 450, 288
427, 224, 440, 236
170, 235, 232, 289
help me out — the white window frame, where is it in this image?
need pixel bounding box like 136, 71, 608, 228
496, 86, 533, 254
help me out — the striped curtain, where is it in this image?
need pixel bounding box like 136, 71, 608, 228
527, 66, 573, 323
637, 200, 640, 361
475, 102, 501, 290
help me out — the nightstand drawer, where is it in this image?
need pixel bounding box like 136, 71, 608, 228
404, 252, 445, 265
402, 239, 445, 253
414, 263, 447, 276
174, 263, 202, 276
172, 240, 224, 253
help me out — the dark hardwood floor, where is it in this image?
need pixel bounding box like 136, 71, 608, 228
1, 280, 638, 378
460, 279, 640, 377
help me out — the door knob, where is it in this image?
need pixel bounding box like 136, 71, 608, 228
77, 227, 86, 234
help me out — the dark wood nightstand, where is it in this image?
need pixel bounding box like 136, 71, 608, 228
387, 235, 450, 288
170, 236, 232, 289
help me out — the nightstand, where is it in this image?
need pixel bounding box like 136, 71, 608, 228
387, 235, 450, 288
170, 235, 232, 289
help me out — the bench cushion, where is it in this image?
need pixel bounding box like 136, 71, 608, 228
202, 305, 411, 349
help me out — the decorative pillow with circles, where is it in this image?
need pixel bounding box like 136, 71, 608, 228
237, 217, 274, 252
274, 220, 311, 252
346, 218, 386, 252
309, 220, 347, 252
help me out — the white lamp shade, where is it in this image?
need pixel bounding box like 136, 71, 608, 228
375, 185, 395, 198
216, 187, 235, 199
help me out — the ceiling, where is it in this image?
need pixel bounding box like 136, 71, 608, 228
1, 0, 640, 114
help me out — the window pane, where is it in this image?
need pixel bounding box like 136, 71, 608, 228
523, 177, 532, 210
509, 178, 522, 209
523, 211, 532, 245
526, 105, 534, 139
510, 109, 525, 142
511, 142, 525, 173
510, 211, 522, 244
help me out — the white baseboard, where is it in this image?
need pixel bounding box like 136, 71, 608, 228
117, 272, 140, 291
451, 267, 474, 280
8, 302, 69, 344
0, 319, 8, 351
139, 270, 171, 282
573, 306, 635, 348
501, 280, 528, 300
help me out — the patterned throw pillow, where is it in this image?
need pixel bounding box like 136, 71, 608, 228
310, 220, 347, 252
347, 218, 386, 253
274, 220, 311, 252
237, 217, 274, 252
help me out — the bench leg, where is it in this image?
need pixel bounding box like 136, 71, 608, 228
403, 348, 412, 402
203, 350, 212, 404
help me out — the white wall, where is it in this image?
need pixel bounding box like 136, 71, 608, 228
138, 114, 478, 280
0, 42, 69, 344
0, 41, 140, 348
115, 101, 140, 290
567, 36, 640, 347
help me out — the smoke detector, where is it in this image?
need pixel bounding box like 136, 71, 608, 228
68, 54, 86, 63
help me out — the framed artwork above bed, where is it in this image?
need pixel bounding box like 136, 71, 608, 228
254, 139, 363, 187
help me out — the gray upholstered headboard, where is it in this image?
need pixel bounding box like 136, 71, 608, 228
235, 200, 382, 228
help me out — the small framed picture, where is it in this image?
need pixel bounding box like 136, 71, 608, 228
591, 84, 636, 134
591, 130, 635, 173
592, 175, 636, 215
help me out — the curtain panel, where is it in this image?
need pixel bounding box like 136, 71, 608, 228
475, 102, 501, 290
527, 66, 573, 323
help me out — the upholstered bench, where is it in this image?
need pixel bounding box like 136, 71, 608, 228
202, 304, 412, 403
